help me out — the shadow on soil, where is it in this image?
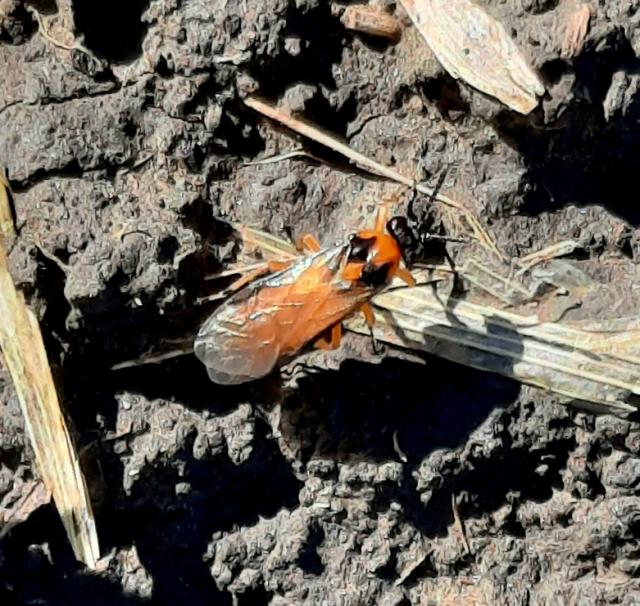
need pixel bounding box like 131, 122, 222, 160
278, 350, 544, 538
100, 421, 302, 606
1, 393, 302, 606
280, 356, 520, 463
0, 506, 146, 606
494, 33, 640, 227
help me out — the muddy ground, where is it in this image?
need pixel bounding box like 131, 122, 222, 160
1, 0, 640, 604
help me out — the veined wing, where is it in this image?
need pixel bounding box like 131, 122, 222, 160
194, 244, 373, 384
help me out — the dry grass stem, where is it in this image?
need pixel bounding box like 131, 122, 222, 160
451, 494, 471, 555
0, 176, 99, 567
244, 96, 501, 258
0, 168, 15, 239
239, 226, 640, 416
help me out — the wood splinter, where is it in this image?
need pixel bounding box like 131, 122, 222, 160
340, 5, 402, 42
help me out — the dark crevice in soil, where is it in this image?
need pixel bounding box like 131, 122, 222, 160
305, 90, 359, 139
219, 101, 267, 158
26, 0, 58, 15
97, 423, 302, 605
281, 356, 520, 464
538, 57, 571, 87
297, 522, 325, 576
10, 159, 85, 192
178, 196, 240, 299
0, 506, 146, 605
249, 3, 346, 100
527, 0, 561, 15
32, 251, 72, 373
18, 82, 123, 109
181, 72, 233, 119
375, 550, 399, 582
0, 4, 35, 45
71, 0, 151, 64
234, 586, 274, 605
9, 153, 152, 193
419, 76, 470, 121
175, 97, 265, 164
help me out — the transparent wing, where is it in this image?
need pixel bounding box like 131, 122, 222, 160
194, 246, 351, 384
194, 290, 281, 385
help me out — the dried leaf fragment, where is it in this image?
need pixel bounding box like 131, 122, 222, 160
398, 0, 545, 113
341, 5, 402, 41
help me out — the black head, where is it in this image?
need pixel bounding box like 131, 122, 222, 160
386, 213, 449, 267
386, 216, 416, 266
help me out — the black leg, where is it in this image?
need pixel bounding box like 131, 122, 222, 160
429, 167, 449, 203
409, 166, 449, 223
369, 324, 384, 355
407, 186, 419, 224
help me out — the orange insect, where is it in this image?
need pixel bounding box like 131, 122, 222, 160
194, 205, 416, 385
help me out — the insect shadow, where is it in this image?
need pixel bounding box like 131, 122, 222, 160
277, 317, 526, 540
402, 316, 570, 538
278, 352, 521, 464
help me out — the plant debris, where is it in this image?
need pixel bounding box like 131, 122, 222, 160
398, 0, 545, 113
559, 2, 591, 59
237, 225, 640, 416
0, 175, 99, 568
340, 5, 402, 41
0, 168, 14, 239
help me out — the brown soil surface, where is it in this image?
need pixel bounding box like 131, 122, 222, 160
1, 1, 640, 604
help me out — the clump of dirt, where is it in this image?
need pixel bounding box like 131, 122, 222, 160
1, 0, 640, 604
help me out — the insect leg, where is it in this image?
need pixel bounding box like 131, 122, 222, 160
226, 259, 291, 290
407, 187, 419, 224
395, 266, 417, 287
360, 303, 384, 354
360, 303, 375, 328
330, 323, 342, 348
374, 203, 390, 233
267, 260, 292, 272
197, 260, 293, 304
313, 323, 342, 350
409, 167, 449, 229
296, 233, 322, 253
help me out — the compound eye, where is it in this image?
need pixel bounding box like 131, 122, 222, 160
387, 216, 405, 233
387, 216, 417, 267
386, 217, 413, 246
348, 235, 375, 262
